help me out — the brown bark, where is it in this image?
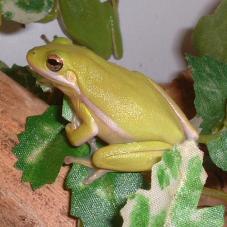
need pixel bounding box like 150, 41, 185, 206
0, 71, 76, 226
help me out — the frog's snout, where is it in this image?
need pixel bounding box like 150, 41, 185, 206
30, 50, 36, 55
26, 49, 37, 65
27, 48, 36, 58
26, 51, 37, 74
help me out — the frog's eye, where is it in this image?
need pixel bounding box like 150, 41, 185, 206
46, 55, 63, 72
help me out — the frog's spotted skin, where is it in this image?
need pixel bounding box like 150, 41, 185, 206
27, 37, 198, 172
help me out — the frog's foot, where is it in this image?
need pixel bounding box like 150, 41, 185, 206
87, 138, 98, 153
83, 169, 111, 185
92, 141, 173, 172
64, 156, 93, 168
64, 156, 110, 184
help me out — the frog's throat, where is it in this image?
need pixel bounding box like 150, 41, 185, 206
29, 66, 81, 95
29, 66, 133, 141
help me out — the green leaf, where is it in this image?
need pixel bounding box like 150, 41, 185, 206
3, 64, 61, 104
62, 96, 74, 122
110, 0, 123, 59
207, 130, 227, 171
121, 141, 225, 227
38, 0, 57, 23
0, 0, 55, 24
66, 164, 146, 227
187, 55, 227, 133
0, 60, 8, 70
58, 0, 123, 59
193, 0, 227, 63
2, 64, 46, 100
14, 105, 90, 189
187, 55, 227, 170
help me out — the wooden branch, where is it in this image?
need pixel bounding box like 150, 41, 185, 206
0, 71, 76, 226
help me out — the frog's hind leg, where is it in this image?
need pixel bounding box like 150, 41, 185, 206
64, 141, 172, 183
83, 169, 111, 185
64, 137, 98, 167
92, 141, 173, 172
64, 156, 93, 167
64, 156, 111, 184
64, 137, 109, 184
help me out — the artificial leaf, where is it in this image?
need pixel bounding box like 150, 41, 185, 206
2, 64, 46, 100
110, 0, 123, 59
0, 12, 2, 27
14, 105, 90, 189
193, 0, 227, 63
121, 141, 225, 227
66, 164, 146, 227
38, 0, 57, 23
62, 96, 74, 122
3, 64, 62, 104
0, 0, 55, 24
0, 60, 8, 69
58, 0, 123, 59
187, 55, 227, 134
207, 130, 227, 171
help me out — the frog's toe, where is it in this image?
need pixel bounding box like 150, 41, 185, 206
64, 156, 93, 168
64, 156, 75, 164
64, 156, 110, 184
83, 169, 111, 185
87, 138, 98, 153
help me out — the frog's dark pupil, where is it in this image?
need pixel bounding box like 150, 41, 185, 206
48, 59, 58, 66
47, 56, 63, 72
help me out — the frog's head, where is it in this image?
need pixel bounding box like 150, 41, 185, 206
27, 37, 84, 95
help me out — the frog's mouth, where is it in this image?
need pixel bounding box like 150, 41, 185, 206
28, 62, 81, 95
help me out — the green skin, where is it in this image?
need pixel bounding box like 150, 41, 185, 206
26, 37, 198, 172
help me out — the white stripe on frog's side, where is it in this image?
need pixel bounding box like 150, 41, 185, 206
28, 65, 133, 141
79, 94, 134, 142
150, 80, 199, 140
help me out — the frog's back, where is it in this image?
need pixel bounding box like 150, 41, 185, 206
75, 49, 185, 144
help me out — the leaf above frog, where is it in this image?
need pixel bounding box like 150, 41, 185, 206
0, 0, 55, 24
58, 0, 123, 59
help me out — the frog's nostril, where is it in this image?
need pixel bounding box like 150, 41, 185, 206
28, 49, 36, 55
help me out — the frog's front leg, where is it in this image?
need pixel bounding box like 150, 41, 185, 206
92, 141, 173, 171
66, 102, 98, 146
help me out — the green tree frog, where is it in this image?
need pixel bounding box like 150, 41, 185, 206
27, 37, 198, 173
